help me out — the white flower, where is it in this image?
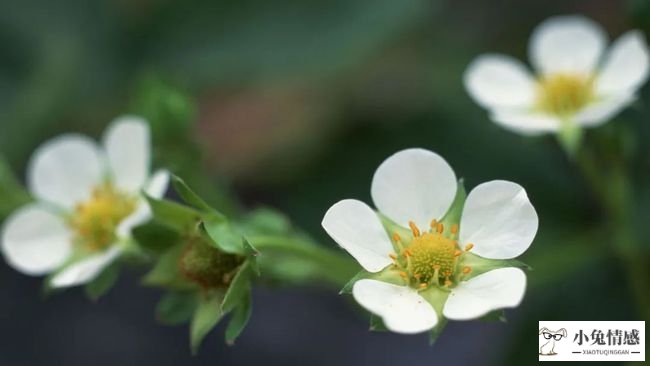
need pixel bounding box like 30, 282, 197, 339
1, 117, 169, 288
322, 148, 538, 334
464, 15, 650, 135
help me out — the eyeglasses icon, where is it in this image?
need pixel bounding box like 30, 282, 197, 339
543, 332, 564, 341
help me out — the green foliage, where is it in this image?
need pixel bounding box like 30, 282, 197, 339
145, 195, 202, 232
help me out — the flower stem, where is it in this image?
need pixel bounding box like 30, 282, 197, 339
247, 235, 359, 288
574, 146, 650, 321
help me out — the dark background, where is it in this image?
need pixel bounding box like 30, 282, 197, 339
1, 0, 649, 365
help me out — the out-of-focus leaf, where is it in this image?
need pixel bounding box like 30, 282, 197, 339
190, 292, 224, 354
0, 156, 30, 219
156, 291, 198, 326
242, 208, 291, 236
225, 292, 252, 345
148, 0, 431, 86
479, 310, 507, 323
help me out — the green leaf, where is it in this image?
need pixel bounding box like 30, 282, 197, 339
84, 264, 119, 301
190, 292, 224, 354
225, 292, 253, 345
221, 261, 252, 313
156, 291, 199, 326
132, 221, 181, 253
172, 175, 226, 221
145, 195, 202, 232
202, 220, 245, 254
142, 244, 195, 290
0, 156, 31, 220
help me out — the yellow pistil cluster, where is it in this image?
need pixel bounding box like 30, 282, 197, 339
69, 183, 137, 252
537, 73, 594, 116
391, 220, 473, 290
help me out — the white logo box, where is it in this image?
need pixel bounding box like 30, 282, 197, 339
538, 321, 645, 362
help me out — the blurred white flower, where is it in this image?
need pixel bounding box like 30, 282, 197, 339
1, 117, 169, 288
465, 15, 649, 135
322, 148, 537, 334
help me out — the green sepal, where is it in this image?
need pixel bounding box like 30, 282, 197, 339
84, 264, 120, 301
221, 261, 253, 313
225, 291, 253, 345
340, 270, 371, 294
378, 213, 413, 247
480, 310, 507, 323
142, 244, 196, 290
429, 318, 448, 345
200, 220, 245, 255
132, 221, 181, 254
557, 119, 584, 158
145, 195, 202, 232
190, 291, 224, 355
171, 175, 226, 221
369, 314, 389, 332
460, 253, 532, 280
242, 239, 260, 276
439, 180, 467, 240
340, 268, 404, 294
156, 291, 199, 326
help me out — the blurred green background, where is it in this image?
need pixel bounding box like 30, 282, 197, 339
1, 0, 649, 365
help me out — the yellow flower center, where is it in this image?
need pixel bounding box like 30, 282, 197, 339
70, 183, 137, 252
390, 221, 473, 290
537, 73, 594, 116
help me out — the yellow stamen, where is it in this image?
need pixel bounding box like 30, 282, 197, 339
462, 266, 472, 274
451, 224, 459, 234
464, 243, 474, 252
409, 221, 421, 237
436, 223, 444, 234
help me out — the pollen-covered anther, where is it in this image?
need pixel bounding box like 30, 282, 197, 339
464, 243, 474, 252
454, 249, 462, 257
462, 266, 472, 274
419, 283, 428, 289
444, 279, 453, 287
399, 271, 408, 279
436, 223, 444, 234
389, 253, 397, 261
451, 224, 459, 234
429, 219, 438, 229
408, 221, 421, 237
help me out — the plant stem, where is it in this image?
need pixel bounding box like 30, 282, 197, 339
574, 146, 650, 321
247, 235, 358, 288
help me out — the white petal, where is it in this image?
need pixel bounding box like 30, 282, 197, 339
352, 279, 438, 334
103, 116, 151, 193
371, 148, 457, 231
529, 15, 606, 75
27, 135, 104, 209
596, 31, 650, 96
145, 169, 170, 199
464, 54, 536, 110
1, 204, 72, 275
459, 180, 538, 259
443, 268, 526, 320
322, 199, 393, 273
50, 246, 122, 288
574, 93, 636, 128
490, 109, 561, 136
116, 200, 151, 238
